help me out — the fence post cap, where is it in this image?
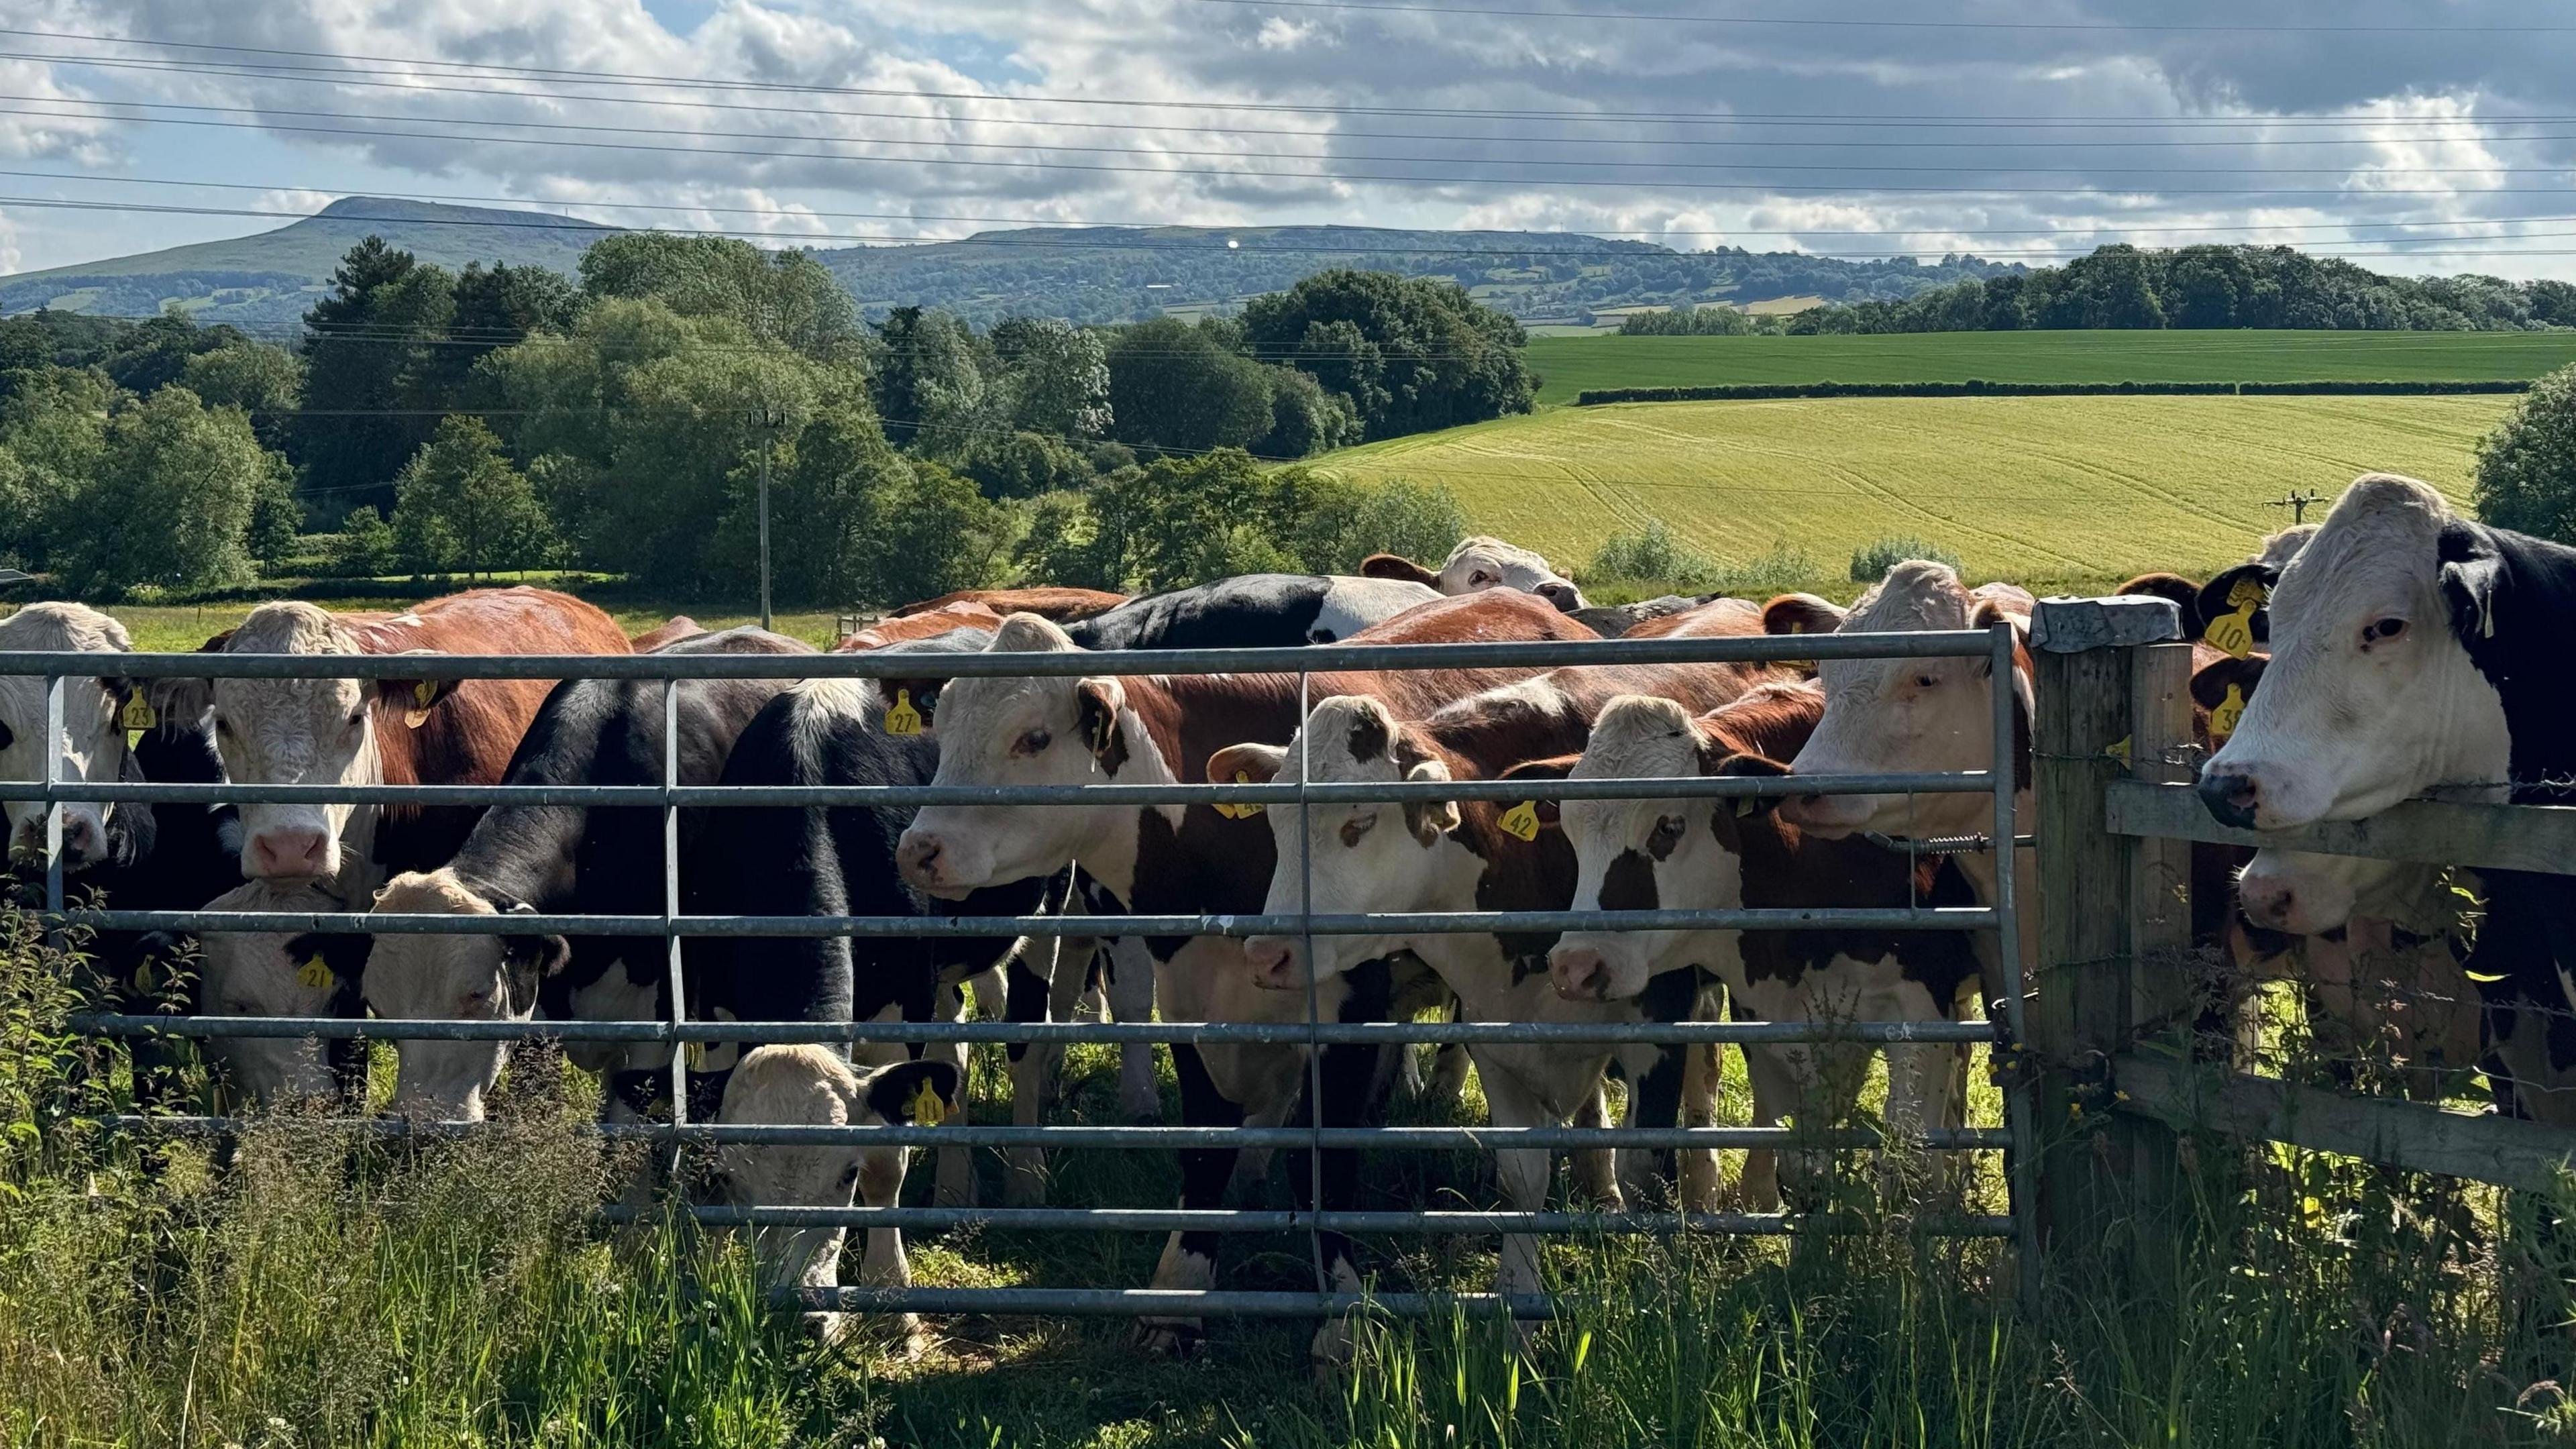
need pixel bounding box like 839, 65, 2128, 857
2029, 596, 2181, 653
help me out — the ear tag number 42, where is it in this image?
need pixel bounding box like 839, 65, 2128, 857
1499, 800, 1541, 841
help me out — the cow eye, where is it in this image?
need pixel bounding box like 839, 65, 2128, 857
837, 1163, 861, 1188
212, 714, 232, 737
460, 989, 490, 1012
1012, 727, 1051, 757
2363, 618, 2407, 645
1469, 572, 1493, 585
1915, 674, 1940, 690
1340, 812, 1377, 846
1646, 815, 1685, 859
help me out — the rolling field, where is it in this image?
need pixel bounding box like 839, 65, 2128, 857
1312, 393, 2506, 591
1521, 329, 2576, 406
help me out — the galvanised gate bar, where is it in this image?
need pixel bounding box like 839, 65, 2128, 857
9, 623, 2033, 1322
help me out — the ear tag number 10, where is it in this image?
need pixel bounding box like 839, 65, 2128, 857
2203, 578, 2265, 660
883, 688, 923, 737
119, 692, 156, 751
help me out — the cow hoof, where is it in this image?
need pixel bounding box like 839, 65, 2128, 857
801, 1310, 851, 1346
1134, 1318, 1206, 1357
1309, 1316, 1357, 1385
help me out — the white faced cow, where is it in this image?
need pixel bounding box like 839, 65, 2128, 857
0, 602, 143, 872
191, 877, 370, 1107
1363, 536, 1587, 612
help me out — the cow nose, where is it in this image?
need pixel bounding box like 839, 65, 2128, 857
248, 828, 329, 879
2239, 875, 2296, 930
1536, 581, 1580, 612
896, 833, 944, 888
1550, 945, 1610, 1001
2198, 769, 2261, 830
1244, 936, 1299, 989
59, 813, 103, 866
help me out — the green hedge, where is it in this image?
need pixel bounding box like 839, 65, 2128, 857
1574, 378, 2536, 405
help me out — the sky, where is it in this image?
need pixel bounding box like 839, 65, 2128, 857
0, 0, 2573, 279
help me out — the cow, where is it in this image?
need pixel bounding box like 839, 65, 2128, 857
158, 588, 633, 900
360, 627, 813, 1122
1758, 564, 2037, 994
1533, 685, 1982, 1208
890, 586, 1126, 623
189, 878, 370, 1108
712, 1044, 958, 1346
892, 590, 1607, 1356
2115, 525, 2316, 645
1064, 574, 1442, 649
1360, 536, 1586, 613
0, 602, 146, 871
2198, 475, 2575, 1116
629, 616, 705, 652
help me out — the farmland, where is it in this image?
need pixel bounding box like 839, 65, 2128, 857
1310, 393, 2506, 591
1520, 329, 2576, 406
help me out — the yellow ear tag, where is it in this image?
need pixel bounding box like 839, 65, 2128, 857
910, 1078, 948, 1126
129, 960, 155, 995
2226, 578, 2267, 610
297, 955, 334, 991
402, 679, 437, 729
2203, 604, 2255, 660
685, 1040, 707, 1071
883, 689, 922, 737
1214, 769, 1265, 820
1733, 797, 1758, 818
2465, 969, 2508, 984
2209, 683, 2247, 743
119, 692, 156, 753
1499, 801, 1540, 842
2104, 735, 2133, 767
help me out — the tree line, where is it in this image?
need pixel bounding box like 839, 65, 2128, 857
0, 235, 1530, 602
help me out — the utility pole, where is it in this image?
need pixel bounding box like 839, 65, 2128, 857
2267, 489, 2327, 526
755, 406, 788, 630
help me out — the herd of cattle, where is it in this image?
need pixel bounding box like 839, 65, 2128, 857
3, 474, 2572, 1359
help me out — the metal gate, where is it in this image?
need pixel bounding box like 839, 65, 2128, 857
7, 623, 2033, 1321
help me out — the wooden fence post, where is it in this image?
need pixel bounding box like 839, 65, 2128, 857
2027, 597, 2183, 1254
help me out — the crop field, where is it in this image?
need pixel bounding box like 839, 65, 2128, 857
1521, 329, 2576, 405
1312, 393, 2506, 592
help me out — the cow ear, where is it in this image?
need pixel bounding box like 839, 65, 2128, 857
2114, 572, 2206, 639
1762, 593, 1844, 636
1205, 741, 1288, 786
1498, 756, 1575, 828
2437, 523, 2503, 649
1711, 752, 1792, 814
859, 1058, 962, 1125
145, 676, 213, 729
2189, 655, 2266, 714
1399, 759, 1460, 845
498, 901, 571, 1010
1969, 600, 2029, 675
1359, 553, 1440, 588
284, 930, 373, 992
2194, 562, 2279, 645
378, 675, 461, 723
1075, 678, 1129, 775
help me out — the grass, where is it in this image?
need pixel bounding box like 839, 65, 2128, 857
1521, 330, 2576, 407
1309, 394, 2510, 594
13, 910, 2576, 1448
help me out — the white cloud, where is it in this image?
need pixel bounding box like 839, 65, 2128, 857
1255, 17, 1316, 51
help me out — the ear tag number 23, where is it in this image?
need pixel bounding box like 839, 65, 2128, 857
119, 692, 156, 751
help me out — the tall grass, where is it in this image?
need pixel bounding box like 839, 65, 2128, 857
7, 912, 2576, 1447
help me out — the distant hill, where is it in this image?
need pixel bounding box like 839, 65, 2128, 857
0, 198, 2016, 331
0, 197, 617, 329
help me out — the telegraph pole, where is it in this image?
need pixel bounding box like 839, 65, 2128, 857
755, 407, 787, 630
2267, 489, 2326, 526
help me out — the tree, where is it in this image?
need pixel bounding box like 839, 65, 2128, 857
182, 341, 305, 451
1238, 270, 1534, 440
871, 307, 994, 458
407, 261, 580, 405
0, 366, 116, 570
52, 387, 266, 596
246, 451, 301, 566
1104, 317, 1273, 455
989, 316, 1112, 439
390, 417, 557, 580
580, 233, 863, 362
294, 237, 447, 515
2473, 363, 2576, 543
1254, 366, 1362, 459
329, 505, 396, 577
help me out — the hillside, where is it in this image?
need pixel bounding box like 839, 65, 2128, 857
1307, 394, 2504, 588
1521, 330, 2576, 405
0, 198, 618, 327
0, 197, 2013, 329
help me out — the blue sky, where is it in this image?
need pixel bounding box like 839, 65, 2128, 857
2, 0, 2573, 280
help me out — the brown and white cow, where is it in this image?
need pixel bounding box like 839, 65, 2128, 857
0, 602, 144, 871
1362, 536, 1587, 613
190, 877, 370, 1108
160, 588, 632, 898
890, 586, 1127, 623
1537, 686, 1982, 1207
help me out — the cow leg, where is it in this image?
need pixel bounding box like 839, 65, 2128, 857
1002, 939, 1071, 1208
1475, 1061, 1558, 1331
1679, 1039, 1724, 1212
853, 1142, 925, 1354
1617, 967, 1701, 1206
966, 965, 1006, 1022
1876, 984, 1963, 1200
1296, 1032, 1383, 1379
1138, 1042, 1242, 1356
1570, 1080, 1623, 1209
930, 979, 977, 1209
1105, 936, 1163, 1122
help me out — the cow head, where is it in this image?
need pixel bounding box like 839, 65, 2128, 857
1432, 536, 1586, 612
0, 602, 143, 873
164, 603, 462, 883
713, 1045, 958, 1340
1224, 697, 1468, 991
896, 614, 1172, 900
195, 878, 368, 1106
2200, 475, 2511, 851
1545, 695, 1748, 1002
366, 868, 569, 1121
1766, 562, 2031, 840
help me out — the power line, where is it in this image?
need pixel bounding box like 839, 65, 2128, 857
17, 46, 2576, 148
21, 101, 2576, 198
1183, 0, 2576, 32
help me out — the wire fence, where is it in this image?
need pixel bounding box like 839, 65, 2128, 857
17, 622, 2032, 1321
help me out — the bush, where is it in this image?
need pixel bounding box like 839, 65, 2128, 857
2474, 362, 2576, 543
1282, 475, 1466, 575
1713, 541, 1822, 595
51, 386, 268, 597
327, 506, 396, 577
390, 417, 557, 580
1850, 534, 1962, 584
1586, 519, 1719, 591
957, 429, 1090, 500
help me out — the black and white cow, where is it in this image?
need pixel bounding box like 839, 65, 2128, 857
360, 627, 815, 1122
1065, 574, 1440, 649
2200, 473, 2576, 1120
